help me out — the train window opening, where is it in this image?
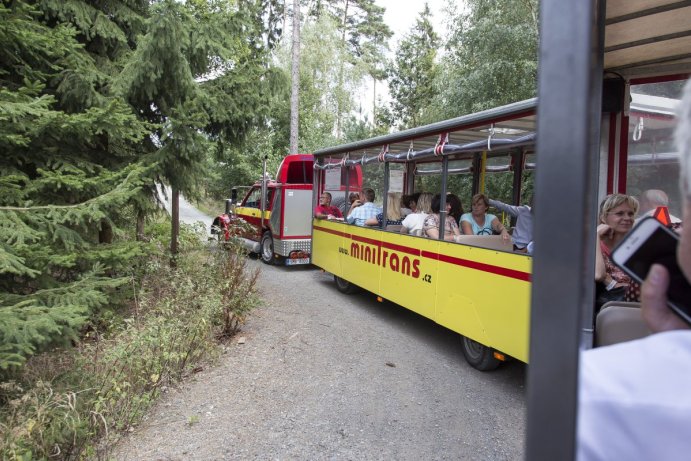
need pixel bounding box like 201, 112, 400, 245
626, 79, 685, 218
521, 152, 536, 205
243, 187, 262, 208
484, 154, 515, 210
360, 161, 385, 208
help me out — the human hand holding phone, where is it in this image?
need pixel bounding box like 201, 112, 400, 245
612, 218, 691, 329
641, 264, 691, 332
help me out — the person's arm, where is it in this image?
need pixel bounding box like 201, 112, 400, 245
331, 206, 343, 219
594, 224, 611, 282
460, 220, 473, 235
491, 216, 511, 241
347, 199, 362, 217
426, 227, 440, 239
423, 215, 438, 239
314, 206, 327, 219
364, 216, 378, 226
488, 199, 520, 217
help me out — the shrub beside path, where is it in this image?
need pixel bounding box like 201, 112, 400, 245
112, 258, 526, 460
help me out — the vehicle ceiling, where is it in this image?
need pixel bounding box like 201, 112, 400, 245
605, 0, 691, 79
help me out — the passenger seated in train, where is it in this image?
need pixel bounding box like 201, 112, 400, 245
401, 192, 432, 236
488, 197, 533, 252
460, 193, 510, 242
446, 193, 464, 225
346, 187, 382, 226
594, 193, 641, 312
314, 192, 343, 220
423, 193, 461, 241
400, 192, 420, 217
365, 192, 404, 228
638, 189, 682, 229
348, 192, 360, 207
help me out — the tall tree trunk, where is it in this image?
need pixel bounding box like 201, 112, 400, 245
98, 219, 113, 244
136, 209, 145, 241
372, 77, 377, 123
335, 0, 350, 138
289, 0, 300, 154
171, 187, 179, 267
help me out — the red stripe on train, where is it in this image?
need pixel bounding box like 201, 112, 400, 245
313, 225, 351, 238
314, 227, 530, 282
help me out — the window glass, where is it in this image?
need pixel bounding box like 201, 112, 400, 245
627, 80, 684, 218
243, 188, 262, 208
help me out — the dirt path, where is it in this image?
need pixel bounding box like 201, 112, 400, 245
112, 260, 526, 460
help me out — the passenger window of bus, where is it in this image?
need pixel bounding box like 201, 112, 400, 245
360, 161, 385, 210
522, 152, 535, 205
243, 188, 262, 209
265, 190, 274, 210
446, 159, 473, 217
484, 154, 515, 228
626, 80, 684, 219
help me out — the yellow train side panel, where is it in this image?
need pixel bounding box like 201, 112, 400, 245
311, 220, 345, 276
235, 207, 271, 220
432, 242, 532, 363
311, 222, 532, 363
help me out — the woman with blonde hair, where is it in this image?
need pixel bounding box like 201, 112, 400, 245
594, 193, 640, 310
365, 192, 404, 227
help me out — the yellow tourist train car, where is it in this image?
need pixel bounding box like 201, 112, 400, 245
311, 100, 537, 370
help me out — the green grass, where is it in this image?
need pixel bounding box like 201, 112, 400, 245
0, 221, 259, 460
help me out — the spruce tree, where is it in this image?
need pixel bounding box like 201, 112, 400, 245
0, 0, 152, 369
387, 4, 440, 128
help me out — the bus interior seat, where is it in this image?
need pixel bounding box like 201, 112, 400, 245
454, 235, 513, 252
386, 224, 403, 233
595, 302, 651, 347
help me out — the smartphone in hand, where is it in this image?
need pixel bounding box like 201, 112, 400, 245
612, 217, 691, 325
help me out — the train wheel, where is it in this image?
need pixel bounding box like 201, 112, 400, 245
334, 275, 358, 294
461, 336, 501, 371
260, 232, 275, 265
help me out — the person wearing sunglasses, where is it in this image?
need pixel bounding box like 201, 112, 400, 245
594, 193, 640, 311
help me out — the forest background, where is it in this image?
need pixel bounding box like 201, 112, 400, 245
0, 0, 537, 458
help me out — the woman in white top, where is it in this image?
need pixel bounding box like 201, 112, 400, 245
460, 193, 510, 241
400, 192, 433, 236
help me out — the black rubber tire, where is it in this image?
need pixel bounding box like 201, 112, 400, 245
461, 336, 501, 371
334, 275, 358, 294
260, 232, 275, 265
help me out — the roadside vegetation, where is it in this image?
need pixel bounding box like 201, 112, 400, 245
0, 220, 259, 460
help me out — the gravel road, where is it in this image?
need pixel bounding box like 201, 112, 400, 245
112, 259, 526, 461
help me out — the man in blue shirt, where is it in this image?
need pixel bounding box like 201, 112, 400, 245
346, 188, 382, 226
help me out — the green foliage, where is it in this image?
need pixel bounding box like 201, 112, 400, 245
387, 4, 440, 129
432, 0, 538, 118
305, 0, 392, 136
0, 0, 154, 370
1, 0, 284, 369
0, 228, 260, 459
